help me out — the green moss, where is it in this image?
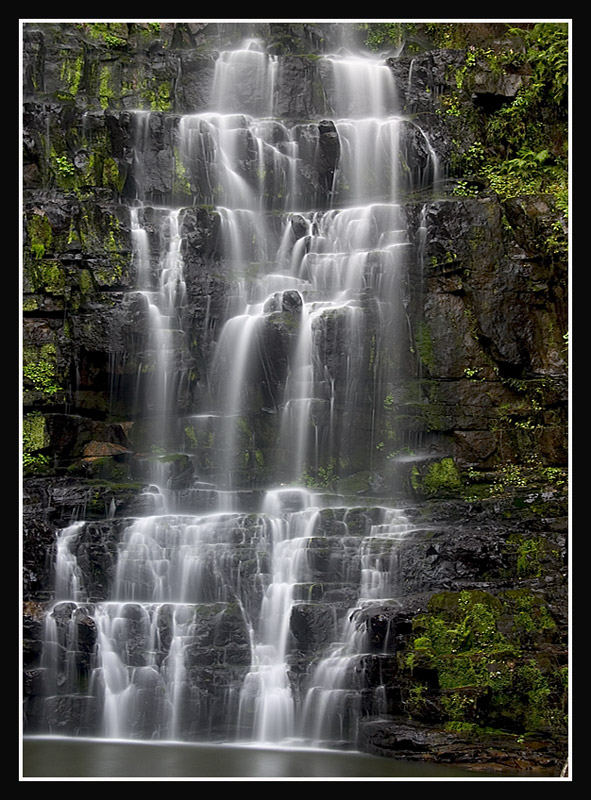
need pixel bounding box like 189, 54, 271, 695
28, 260, 66, 295
98, 66, 114, 109
512, 659, 567, 733
22, 412, 50, 472
44, 119, 122, 196
415, 321, 435, 371
409, 380, 446, 433
23, 343, 62, 397
403, 589, 566, 735
503, 534, 557, 580
27, 213, 53, 260
184, 424, 198, 448
360, 22, 469, 53
60, 52, 84, 96
336, 471, 372, 494
408, 591, 517, 692
359, 22, 409, 51
502, 589, 557, 647
78, 268, 93, 296
83, 457, 127, 482
82, 148, 125, 194
172, 149, 192, 198
102, 156, 125, 192
78, 209, 130, 284
516, 537, 544, 577
139, 74, 172, 111
23, 297, 38, 312
81, 22, 128, 49
423, 22, 469, 49
411, 457, 462, 497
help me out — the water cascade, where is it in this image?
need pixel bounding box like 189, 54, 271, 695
30, 33, 440, 751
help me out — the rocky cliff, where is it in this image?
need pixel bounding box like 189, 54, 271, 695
22, 21, 568, 776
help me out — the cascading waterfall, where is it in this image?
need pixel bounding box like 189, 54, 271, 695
130, 205, 189, 468
238, 492, 320, 743
33, 33, 440, 752
299, 508, 412, 746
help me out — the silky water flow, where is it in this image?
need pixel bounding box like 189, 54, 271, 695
31, 38, 439, 752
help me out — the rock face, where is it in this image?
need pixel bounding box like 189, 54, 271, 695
22, 21, 568, 776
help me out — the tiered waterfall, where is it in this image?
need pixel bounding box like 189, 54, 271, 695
31, 36, 438, 749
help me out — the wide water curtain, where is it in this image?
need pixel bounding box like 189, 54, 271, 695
35, 35, 437, 748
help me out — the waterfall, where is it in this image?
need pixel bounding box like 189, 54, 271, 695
299, 508, 412, 746
131, 205, 188, 466
33, 32, 440, 751
238, 502, 320, 743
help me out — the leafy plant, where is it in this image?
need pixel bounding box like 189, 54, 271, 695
52, 154, 76, 177
302, 458, 338, 489
23, 345, 62, 397
511, 22, 568, 108
359, 22, 414, 52
22, 412, 50, 472
447, 24, 568, 209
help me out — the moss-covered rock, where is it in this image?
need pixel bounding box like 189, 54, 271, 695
399, 588, 567, 738
411, 457, 462, 498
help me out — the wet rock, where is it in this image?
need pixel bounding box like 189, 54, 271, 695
358, 717, 565, 776
161, 454, 194, 490
82, 440, 131, 460
22, 514, 57, 601
354, 604, 414, 652
42, 695, 99, 737
23, 603, 46, 667
290, 603, 339, 653
258, 311, 297, 410
263, 290, 303, 315
67, 521, 121, 601
471, 68, 526, 101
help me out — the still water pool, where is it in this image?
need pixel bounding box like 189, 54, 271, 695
22, 736, 512, 780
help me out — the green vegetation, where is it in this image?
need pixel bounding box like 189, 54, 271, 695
76, 207, 130, 284
402, 589, 567, 736
27, 260, 66, 297
22, 412, 50, 472
27, 212, 53, 260
363, 23, 568, 215
512, 535, 550, 579
23, 343, 62, 397
42, 122, 124, 195
360, 22, 408, 51
77, 22, 128, 49
411, 457, 462, 498
60, 53, 84, 97
139, 73, 173, 111
51, 153, 77, 188
414, 321, 435, 372
173, 149, 192, 198
460, 462, 568, 509
452, 24, 568, 211
302, 458, 339, 490
360, 22, 469, 53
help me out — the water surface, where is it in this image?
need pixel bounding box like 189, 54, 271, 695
22, 737, 506, 780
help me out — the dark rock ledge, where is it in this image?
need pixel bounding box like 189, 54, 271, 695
358, 717, 566, 777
